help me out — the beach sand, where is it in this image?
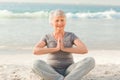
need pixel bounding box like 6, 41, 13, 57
0, 50, 120, 80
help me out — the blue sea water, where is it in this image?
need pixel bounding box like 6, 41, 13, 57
0, 3, 120, 13
0, 3, 120, 19
0, 2, 120, 53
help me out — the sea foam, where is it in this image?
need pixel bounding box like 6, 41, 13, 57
0, 9, 120, 19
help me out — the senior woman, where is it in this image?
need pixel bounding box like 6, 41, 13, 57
32, 9, 95, 80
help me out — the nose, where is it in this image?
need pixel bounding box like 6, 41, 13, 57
58, 21, 62, 25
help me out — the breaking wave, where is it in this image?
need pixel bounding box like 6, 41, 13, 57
0, 9, 120, 19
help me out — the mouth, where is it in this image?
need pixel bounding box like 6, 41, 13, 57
57, 27, 63, 29
57, 26, 63, 28
57, 28, 61, 30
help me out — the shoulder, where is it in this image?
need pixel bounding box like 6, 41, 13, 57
41, 33, 50, 39
66, 31, 74, 35
66, 32, 79, 41
41, 33, 53, 40
65, 31, 76, 36
43, 33, 52, 37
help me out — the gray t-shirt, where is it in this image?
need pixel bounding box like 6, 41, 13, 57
41, 32, 78, 68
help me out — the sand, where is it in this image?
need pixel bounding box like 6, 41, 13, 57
0, 50, 120, 80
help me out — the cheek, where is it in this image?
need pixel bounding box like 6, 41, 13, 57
63, 22, 66, 26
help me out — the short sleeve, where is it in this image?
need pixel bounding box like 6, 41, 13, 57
71, 33, 79, 43
40, 35, 47, 44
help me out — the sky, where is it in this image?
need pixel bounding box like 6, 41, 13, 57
0, 0, 120, 6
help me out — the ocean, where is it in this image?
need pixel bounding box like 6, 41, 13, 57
0, 2, 120, 54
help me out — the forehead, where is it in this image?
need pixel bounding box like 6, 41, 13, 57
52, 16, 66, 20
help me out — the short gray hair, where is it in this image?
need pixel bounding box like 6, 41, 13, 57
49, 9, 66, 23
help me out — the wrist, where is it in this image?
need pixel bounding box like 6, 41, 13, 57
55, 47, 60, 51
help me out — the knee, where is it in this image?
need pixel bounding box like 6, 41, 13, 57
32, 60, 46, 69
85, 57, 95, 63
33, 60, 45, 65
86, 57, 95, 67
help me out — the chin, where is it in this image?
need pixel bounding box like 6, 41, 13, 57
57, 29, 63, 32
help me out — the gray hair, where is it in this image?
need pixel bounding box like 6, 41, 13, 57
49, 9, 66, 23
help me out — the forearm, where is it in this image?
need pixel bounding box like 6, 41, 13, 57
62, 47, 88, 54
33, 48, 59, 55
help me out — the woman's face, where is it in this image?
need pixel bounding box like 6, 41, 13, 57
51, 16, 66, 32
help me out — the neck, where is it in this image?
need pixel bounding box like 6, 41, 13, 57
54, 30, 64, 35
53, 30, 65, 39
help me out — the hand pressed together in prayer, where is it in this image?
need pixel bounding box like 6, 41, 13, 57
56, 36, 64, 51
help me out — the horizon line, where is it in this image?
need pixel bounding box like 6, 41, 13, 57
0, 2, 120, 6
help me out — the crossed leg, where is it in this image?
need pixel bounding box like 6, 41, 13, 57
64, 57, 95, 80
32, 60, 64, 80
32, 57, 95, 80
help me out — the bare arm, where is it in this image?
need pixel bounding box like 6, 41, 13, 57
33, 40, 60, 55
61, 39, 88, 54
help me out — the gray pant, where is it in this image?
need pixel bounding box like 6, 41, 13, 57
32, 57, 95, 80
